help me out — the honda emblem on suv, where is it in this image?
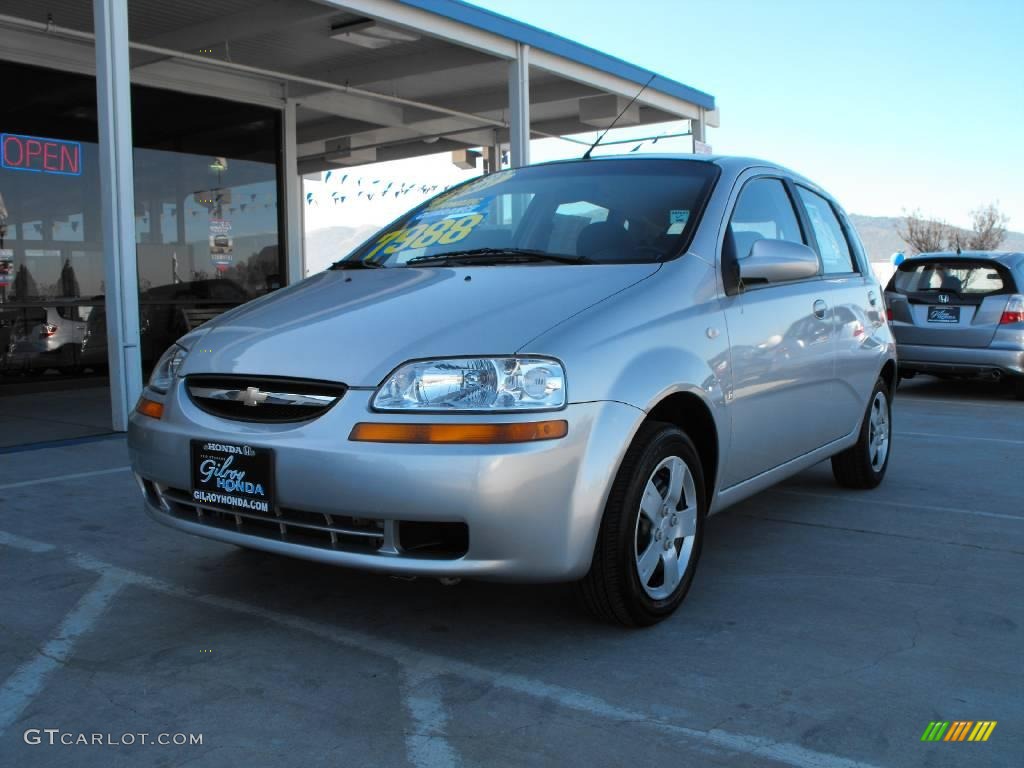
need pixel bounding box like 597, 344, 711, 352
938, 294, 950, 303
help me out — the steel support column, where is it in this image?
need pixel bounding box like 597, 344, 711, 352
93, 0, 142, 431
692, 109, 706, 143
282, 97, 305, 284
692, 108, 707, 152
508, 43, 530, 168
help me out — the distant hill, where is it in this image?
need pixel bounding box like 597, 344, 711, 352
302, 216, 1024, 277
849, 214, 1024, 263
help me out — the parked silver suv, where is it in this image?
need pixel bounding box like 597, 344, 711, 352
128, 156, 896, 625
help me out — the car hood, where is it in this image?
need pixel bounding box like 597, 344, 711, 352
181, 264, 659, 386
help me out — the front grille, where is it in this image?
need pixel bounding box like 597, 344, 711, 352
185, 375, 346, 423
155, 484, 468, 559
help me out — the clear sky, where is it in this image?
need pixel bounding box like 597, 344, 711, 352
305, 0, 1024, 237
465, 0, 1024, 230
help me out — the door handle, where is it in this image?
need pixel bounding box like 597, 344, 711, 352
868, 290, 878, 306
813, 299, 828, 319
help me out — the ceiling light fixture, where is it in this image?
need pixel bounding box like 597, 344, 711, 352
330, 19, 419, 49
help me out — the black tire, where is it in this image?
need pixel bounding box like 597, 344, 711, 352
831, 377, 892, 489
579, 422, 706, 627
1014, 377, 1024, 401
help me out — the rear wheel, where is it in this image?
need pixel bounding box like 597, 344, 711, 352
1014, 377, 1024, 401
831, 378, 892, 489
579, 422, 706, 626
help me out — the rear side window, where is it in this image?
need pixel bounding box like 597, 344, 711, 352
796, 187, 856, 274
889, 261, 1013, 295
729, 178, 804, 261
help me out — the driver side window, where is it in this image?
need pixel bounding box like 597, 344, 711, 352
728, 178, 805, 262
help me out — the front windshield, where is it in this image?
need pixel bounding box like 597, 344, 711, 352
339, 159, 720, 267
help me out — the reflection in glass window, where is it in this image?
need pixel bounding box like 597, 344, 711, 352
891, 261, 1007, 295
348, 160, 719, 266
729, 178, 804, 261
796, 187, 856, 274
134, 149, 280, 298
1, 59, 282, 397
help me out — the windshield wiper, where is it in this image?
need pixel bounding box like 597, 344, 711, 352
405, 248, 589, 266
330, 259, 386, 270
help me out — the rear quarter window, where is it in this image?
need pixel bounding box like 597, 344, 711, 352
796, 187, 856, 274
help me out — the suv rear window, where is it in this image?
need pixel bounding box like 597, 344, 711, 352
889, 260, 1014, 296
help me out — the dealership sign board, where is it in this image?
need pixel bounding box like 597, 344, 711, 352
209, 218, 234, 270
1, 133, 82, 176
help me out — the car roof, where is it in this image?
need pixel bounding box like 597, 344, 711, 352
522, 153, 825, 194
907, 251, 1024, 269
534, 152, 783, 172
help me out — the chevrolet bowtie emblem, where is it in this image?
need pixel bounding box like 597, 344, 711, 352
237, 386, 269, 407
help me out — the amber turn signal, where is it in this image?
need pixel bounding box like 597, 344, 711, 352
136, 397, 164, 420
349, 420, 568, 444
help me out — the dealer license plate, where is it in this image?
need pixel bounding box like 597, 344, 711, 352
190, 440, 274, 514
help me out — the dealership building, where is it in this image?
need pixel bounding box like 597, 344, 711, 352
0, 0, 717, 446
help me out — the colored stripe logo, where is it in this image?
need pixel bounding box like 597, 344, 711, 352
921, 721, 996, 742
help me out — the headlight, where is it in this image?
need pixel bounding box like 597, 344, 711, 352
148, 343, 189, 393
373, 357, 565, 411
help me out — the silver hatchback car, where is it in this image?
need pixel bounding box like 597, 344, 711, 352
884, 251, 1024, 399
128, 156, 896, 625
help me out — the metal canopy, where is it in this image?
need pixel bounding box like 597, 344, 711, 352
0, 0, 718, 433
0, 0, 719, 172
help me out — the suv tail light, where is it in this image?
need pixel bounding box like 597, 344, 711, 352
886, 307, 894, 323
39, 324, 59, 339
1000, 296, 1024, 325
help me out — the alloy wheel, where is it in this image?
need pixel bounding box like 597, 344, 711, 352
867, 390, 890, 471
633, 456, 698, 600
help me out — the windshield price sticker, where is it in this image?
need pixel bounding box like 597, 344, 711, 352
426, 195, 483, 212
365, 213, 485, 260
420, 197, 488, 221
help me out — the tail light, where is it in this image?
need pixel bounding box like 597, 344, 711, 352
1000, 296, 1024, 325
885, 308, 894, 323
39, 324, 58, 339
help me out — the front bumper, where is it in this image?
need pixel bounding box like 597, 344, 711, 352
896, 343, 1024, 378
128, 382, 644, 582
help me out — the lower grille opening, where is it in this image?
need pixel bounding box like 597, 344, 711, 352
399, 520, 469, 558
155, 486, 467, 559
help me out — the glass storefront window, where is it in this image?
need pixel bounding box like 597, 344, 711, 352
0, 60, 283, 447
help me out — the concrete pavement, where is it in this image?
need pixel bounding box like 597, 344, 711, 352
0, 377, 1020, 767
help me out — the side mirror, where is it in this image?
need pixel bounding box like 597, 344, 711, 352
740, 240, 820, 285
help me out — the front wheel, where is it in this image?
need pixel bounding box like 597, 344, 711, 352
831, 378, 892, 489
579, 422, 706, 626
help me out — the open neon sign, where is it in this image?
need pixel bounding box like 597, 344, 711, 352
1, 133, 82, 176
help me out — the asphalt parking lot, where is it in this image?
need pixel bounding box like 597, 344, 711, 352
1, 377, 1021, 768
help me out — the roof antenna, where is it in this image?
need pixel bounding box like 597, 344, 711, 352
582, 74, 656, 160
